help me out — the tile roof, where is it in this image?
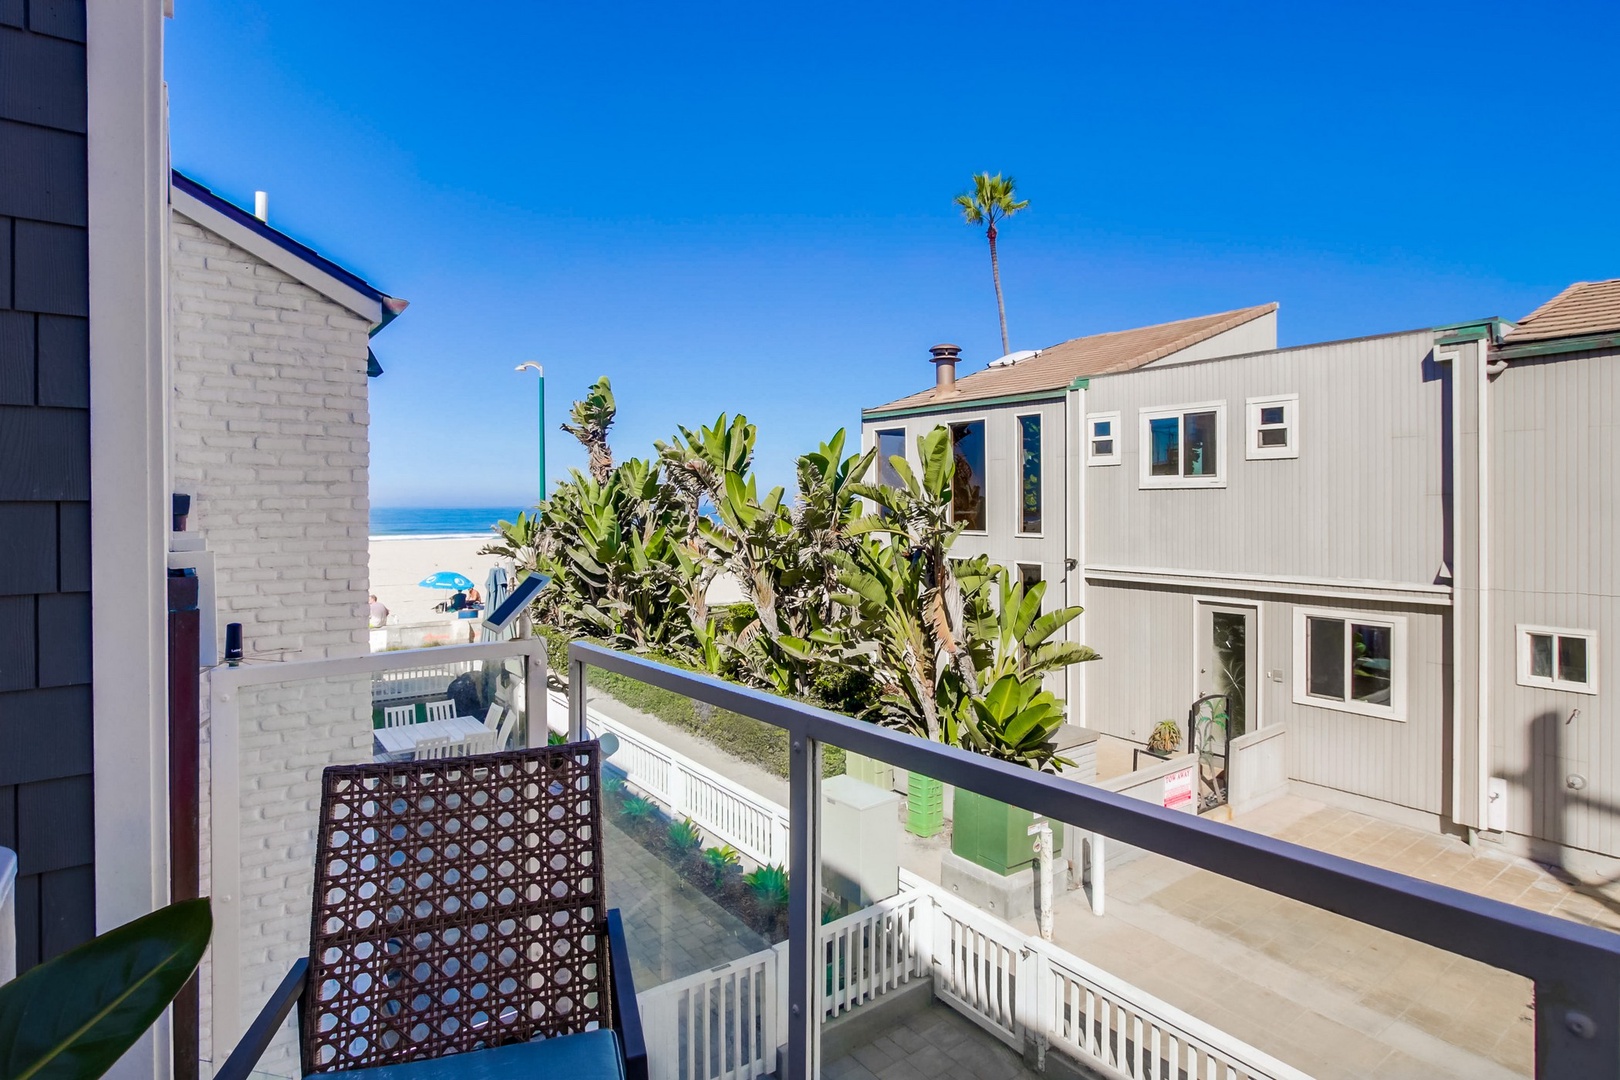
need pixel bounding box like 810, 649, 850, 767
1503, 279, 1620, 343
866, 303, 1278, 413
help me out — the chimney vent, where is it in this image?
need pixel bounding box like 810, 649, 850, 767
929, 343, 961, 391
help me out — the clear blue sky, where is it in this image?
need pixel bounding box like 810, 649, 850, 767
166, 1, 1619, 505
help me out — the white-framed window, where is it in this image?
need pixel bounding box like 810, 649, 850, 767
1138, 402, 1226, 488
1087, 411, 1120, 466
1292, 607, 1407, 720
1017, 414, 1042, 535
1516, 625, 1597, 694
1246, 394, 1299, 460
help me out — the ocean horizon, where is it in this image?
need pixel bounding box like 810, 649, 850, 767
370, 506, 529, 537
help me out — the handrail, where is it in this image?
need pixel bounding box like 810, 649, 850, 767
568, 639, 1620, 1079
0, 847, 17, 983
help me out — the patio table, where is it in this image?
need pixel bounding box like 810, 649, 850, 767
374, 714, 492, 759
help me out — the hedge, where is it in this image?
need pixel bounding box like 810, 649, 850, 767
538, 626, 845, 779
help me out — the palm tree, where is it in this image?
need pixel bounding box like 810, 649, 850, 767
954, 173, 1029, 355
561, 376, 617, 483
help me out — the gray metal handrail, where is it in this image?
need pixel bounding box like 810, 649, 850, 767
566, 639, 1620, 1079
0, 846, 16, 984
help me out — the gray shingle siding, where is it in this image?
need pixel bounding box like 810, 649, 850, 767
0, 0, 93, 970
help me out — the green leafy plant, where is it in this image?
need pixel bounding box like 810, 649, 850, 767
1148, 719, 1182, 754
620, 795, 657, 821
744, 864, 789, 911
667, 817, 704, 854
959, 672, 1073, 773
602, 774, 626, 796
0, 898, 212, 1080
701, 844, 742, 886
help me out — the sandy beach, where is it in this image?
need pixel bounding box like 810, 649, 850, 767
369, 534, 512, 630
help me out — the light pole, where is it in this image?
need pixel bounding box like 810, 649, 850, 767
515, 362, 545, 502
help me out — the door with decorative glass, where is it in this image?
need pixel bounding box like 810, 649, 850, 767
1194, 603, 1256, 810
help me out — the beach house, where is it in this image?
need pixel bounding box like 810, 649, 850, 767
862, 285, 1620, 876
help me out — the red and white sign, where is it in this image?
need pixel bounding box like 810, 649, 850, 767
1162, 766, 1196, 811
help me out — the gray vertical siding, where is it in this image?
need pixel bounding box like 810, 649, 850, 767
1486, 345, 1620, 857
0, 0, 94, 968
1083, 330, 1448, 585
1082, 582, 1450, 815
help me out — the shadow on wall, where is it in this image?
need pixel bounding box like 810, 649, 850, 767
1522, 710, 1620, 919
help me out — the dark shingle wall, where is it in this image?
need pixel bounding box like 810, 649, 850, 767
0, 0, 93, 969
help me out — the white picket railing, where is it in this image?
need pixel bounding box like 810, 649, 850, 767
370, 663, 478, 703
927, 884, 1025, 1046
638, 943, 786, 1080
820, 888, 928, 1019
547, 691, 791, 866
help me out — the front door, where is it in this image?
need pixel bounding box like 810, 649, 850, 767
1196, 602, 1256, 740
1194, 603, 1256, 810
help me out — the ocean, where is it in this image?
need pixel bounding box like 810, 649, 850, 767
370, 507, 529, 537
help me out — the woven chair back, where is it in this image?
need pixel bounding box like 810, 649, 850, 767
301, 743, 609, 1074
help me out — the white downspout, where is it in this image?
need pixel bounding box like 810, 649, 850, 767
1065, 378, 1087, 726
1476, 346, 1509, 829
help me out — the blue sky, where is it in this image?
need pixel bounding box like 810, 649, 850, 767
166, 1, 1619, 505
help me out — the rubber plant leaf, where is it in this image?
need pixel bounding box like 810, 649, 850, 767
0, 897, 212, 1080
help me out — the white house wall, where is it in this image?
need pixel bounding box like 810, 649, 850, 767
1145, 309, 1278, 367
1083, 329, 1448, 585
1486, 345, 1620, 861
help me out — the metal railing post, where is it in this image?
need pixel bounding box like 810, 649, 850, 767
786, 731, 821, 1080
568, 651, 589, 743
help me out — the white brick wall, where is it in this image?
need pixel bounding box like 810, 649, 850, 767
172, 213, 377, 1074
170, 214, 372, 661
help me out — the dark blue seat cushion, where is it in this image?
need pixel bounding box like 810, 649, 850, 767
329, 1030, 625, 1080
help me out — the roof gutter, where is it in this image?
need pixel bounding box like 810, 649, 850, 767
862, 387, 1066, 422
1493, 330, 1620, 362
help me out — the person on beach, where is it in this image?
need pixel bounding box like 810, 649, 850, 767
368, 595, 389, 627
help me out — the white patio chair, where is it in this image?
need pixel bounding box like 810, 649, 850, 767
424, 699, 456, 723
382, 705, 416, 728
413, 735, 455, 761
492, 707, 519, 751
460, 731, 498, 756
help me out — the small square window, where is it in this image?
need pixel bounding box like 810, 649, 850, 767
1246, 394, 1299, 460
1087, 411, 1121, 466
1519, 626, 1596, 693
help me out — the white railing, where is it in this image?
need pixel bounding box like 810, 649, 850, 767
370, 662, 478, 703
637, 942, 786, 1080
820, 888, 928, 1019
928, 884, 1025, 1046
548, 691, 791, 866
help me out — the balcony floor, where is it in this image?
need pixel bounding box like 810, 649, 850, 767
824, 1002, 1037, 1080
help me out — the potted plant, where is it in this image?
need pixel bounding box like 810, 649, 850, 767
1147, 719, 1182, 756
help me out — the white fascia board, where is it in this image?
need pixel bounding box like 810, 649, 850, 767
170, 185, 384, 325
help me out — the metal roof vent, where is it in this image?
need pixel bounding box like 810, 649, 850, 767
988, 349, 1040, 368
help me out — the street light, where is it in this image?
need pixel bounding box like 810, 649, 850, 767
515, 362, 545, 502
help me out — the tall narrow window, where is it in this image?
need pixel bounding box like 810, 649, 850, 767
1018, 414, 1041, 533
876, 428, 905, 487
1517, 626, 1597, 693
1140, 403, 1226, 487
949, 420, 987, 531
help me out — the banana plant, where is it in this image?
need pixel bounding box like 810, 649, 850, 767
958, 672, 1073, 773
969, 571, 1099, 684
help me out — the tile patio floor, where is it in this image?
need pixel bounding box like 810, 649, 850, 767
824, 1003, 1038, 1080
603, 812, 771, 989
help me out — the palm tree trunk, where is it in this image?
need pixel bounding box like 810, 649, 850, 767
988, 225, 1009, 355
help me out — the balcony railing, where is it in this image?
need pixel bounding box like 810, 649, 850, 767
566, 639, 1620, 1080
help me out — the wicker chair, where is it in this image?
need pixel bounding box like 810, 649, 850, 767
219, 742, 646, 1080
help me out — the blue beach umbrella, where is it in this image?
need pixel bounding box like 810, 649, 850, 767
419, 571, 475, 591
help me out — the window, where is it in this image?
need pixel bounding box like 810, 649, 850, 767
1017, 564, 1044, 610
876, 428, 905, 488
1138, 402, 1226, 488
1018, 414, 1042, 533
949, 420, 987, 531
1087, 412, 1120, 466
1292, 607, 1407, 720
1517, 625, 1597, 693
1246, 394, 1299, 460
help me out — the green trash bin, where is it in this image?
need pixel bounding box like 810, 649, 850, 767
906, 772, 944, 838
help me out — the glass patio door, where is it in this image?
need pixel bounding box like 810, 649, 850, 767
1196, 602, 1255, 740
